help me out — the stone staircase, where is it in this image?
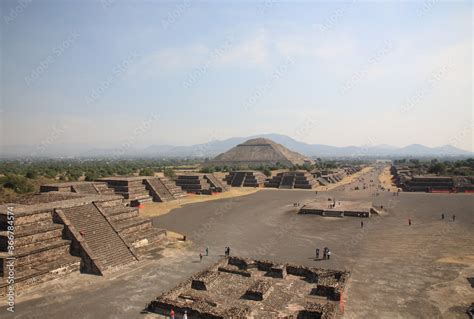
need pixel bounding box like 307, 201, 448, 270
230, 172, 246, 187
0, 209, 80, 295
93, 183, 116, 195
161, 178, 187, 199
265, 171, 318, 189
60, 203, 138, 273
279, 174, 296, 189
98, 202, 167, 257
145, 178, 175, 202
204, 174, 229, 192
72, 183, 99, 194
225, 171, 266, 187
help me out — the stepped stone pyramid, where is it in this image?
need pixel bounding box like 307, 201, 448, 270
224, 171, 267, 187
265, 171, 318, 189
96, 176, 186, 204
175, 173, 229, 194
0, 191, 167, 295
209, 138, 312, 167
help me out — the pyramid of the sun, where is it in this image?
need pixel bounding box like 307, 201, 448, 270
209, 138, 312, 167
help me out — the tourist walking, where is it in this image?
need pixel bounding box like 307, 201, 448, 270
316, 248, 320, 259
408, 219, 412, 226
452, 215, 456, 222
206, 247, 209, 256
170, 309, 175, 319
441, 213, 444, 220
361, 221, 364, 228
199, 253, 202, 262
327, 250, 331, 260
183, 310, 188, 319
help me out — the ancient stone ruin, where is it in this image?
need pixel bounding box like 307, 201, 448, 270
265, 171, 318, 189
96, 176, 186, 204
208, 138, 313, 167
175, 173, 229, 194
299, 199, 379, 218
40, 181, 115, 195
0, 191, 167, 295
224, 171, 267, 187
312, 166, 362, 186
146, 256, 349, 318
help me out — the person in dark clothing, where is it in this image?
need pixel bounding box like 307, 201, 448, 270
441, 213, 444, 220
452, 215, 456, 222
361, 221, 364, 228
316, 248, 320, 259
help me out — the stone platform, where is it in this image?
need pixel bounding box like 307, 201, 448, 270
299, 199, 379, 218
224, 171, 266, 187
40, 181, 115, 195
146, 256, 349, 318
0, 191, 168, 295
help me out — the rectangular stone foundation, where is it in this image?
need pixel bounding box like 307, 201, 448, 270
147, 257, 349, 318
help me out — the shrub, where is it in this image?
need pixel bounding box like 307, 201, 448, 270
139, 167, 155, 176
163, 167, 176, 179
1, 174, 35, 194
262, 168, 272, 177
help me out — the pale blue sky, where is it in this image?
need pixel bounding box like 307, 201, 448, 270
1, 1, 472, 151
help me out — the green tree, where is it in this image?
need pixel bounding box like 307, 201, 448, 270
25, 170, 38, 179
163, 167, 176, 179
139, 167, 155, 176
428, 162, 446, 175
262, 168, 272, 177
1, 174, 35, 194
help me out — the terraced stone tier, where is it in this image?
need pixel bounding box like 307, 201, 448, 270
60, 203, 137, 273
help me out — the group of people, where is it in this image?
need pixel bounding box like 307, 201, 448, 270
199, 246, 232, 261
199, 246, 210, 261
408, 213, 457, 227
441, 213, 456, 222
315, 247, 332, 260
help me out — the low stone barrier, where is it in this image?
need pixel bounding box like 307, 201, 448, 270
242, 280, 272, 301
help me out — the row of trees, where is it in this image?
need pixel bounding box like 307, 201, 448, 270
394, 158, 474, 176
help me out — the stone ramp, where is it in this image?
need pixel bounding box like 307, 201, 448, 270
161, 177, 187, 199
204, 173, 229, 192
279, 174, 295, 189
145, 178, 175, 202
98, 203, 167, 258
60, 203, 138, 274
231, 172, 246, 187
72, 183, 99, 194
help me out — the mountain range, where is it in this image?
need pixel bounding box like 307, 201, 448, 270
0, 134, 472, 159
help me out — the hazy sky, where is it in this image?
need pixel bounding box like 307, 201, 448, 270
1, 1, 472, 151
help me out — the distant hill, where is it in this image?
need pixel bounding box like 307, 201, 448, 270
0, 133, 472, 158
